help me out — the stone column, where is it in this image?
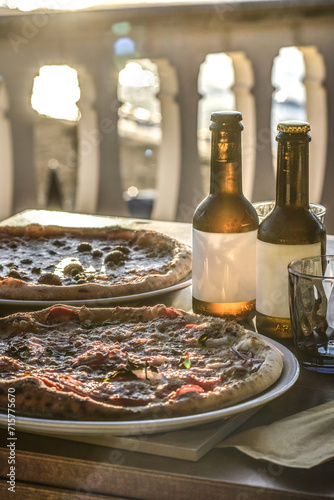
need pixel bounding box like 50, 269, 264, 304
2, 61, 38, 215
0, 78, 14, 220
229, 51, 256, 201
87, 50, 128, 217
75, 68, 100, 214
167, 39, 206, 222
229, 24, 295, 203
297, 20, 334, 232
300, 46, 327, 205
151, 59, 181, 221
319, 47, 334, 232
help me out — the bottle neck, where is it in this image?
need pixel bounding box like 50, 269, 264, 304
210, 129, 242, 195
276, 138, 310, 208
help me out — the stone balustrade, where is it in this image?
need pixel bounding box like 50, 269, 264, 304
0, 1, 333, 230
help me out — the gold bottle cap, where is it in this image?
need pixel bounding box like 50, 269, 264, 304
277, 121, 311, 133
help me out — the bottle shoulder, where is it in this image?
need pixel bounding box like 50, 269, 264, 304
193, 193, 259, 233
257, 206, 326, 245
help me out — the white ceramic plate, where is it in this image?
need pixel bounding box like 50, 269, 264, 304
0, 335, 299, 436
0, 275, 192, 307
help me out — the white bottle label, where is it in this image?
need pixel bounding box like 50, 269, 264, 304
192, 228, 257, 303
256, 240, 321, 318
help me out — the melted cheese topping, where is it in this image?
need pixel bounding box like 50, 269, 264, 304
0, 313, 265, 406
0, 234, 173, 286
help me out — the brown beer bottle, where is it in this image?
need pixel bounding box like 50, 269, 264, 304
256, 121, 326, 338
192, 111, 259, 320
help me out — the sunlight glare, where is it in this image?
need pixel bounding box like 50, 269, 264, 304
272, 46, 306, 104
1, 0, 217, 9
119, 62, 156, 88
127, 186, 139, 198
3, 1, 112, 11
31, 65, 80, 121
198, 53, 234, 94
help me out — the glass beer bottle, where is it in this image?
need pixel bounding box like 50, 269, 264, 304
256, 121, 326, 338
192, 111, 259, 320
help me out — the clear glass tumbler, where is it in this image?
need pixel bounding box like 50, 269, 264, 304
288, 255, 334, 373
253, 201, 326, 225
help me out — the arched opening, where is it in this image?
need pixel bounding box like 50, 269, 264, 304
198, 53, 235, 196
117, 59, 161, 218
198, 52, 255, 200
271, 46, 327, 203
31, 64, 80, 211
271, 47, 307, 156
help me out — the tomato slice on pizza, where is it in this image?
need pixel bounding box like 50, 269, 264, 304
0, 305, 283, 421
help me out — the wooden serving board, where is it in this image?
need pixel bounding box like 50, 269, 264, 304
46, 408, 260, 462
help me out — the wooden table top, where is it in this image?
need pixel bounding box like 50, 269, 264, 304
0, 210, 333, 500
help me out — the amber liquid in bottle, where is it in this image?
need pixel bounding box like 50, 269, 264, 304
256, 121, 326, 338
192, 111, 259, 320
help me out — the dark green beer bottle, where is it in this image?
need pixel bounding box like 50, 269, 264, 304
256, 121, 326, 338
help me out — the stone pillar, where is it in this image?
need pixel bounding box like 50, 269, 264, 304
151, 59, 181, 221
229, 51, 256, 201
319, 46, 334, 232
0, 78, 14, 220
242, 48, 276, 203
75, 68, 100, 214
167, 42, 206, 222
229, 24, 295, 203
88, 51, 128, 217
300, 46, 327, 205
3, 62, 37, 215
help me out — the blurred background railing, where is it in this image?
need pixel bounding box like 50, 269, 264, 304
0, 0, 333, 231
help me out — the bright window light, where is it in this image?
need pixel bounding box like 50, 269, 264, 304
31, 65, 80, 121
119, 62, 156, 88
2, 1, 112, 10
1, 1, 213, 10
127, 185, 139, 198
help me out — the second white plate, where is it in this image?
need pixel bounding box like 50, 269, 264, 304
0, 275, 192, 307
0, 335, 299, 436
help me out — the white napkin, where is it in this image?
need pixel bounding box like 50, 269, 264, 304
217, 400, 334, 468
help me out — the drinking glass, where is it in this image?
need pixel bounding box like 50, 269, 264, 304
253, 201, 326, 225
288, 256, 334, 373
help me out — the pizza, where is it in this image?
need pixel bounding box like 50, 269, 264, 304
0, 224, 191, 301
0, 304, 283, 421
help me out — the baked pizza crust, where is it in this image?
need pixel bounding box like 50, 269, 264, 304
0, 305, 284, 421
0, 225, 191, 301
